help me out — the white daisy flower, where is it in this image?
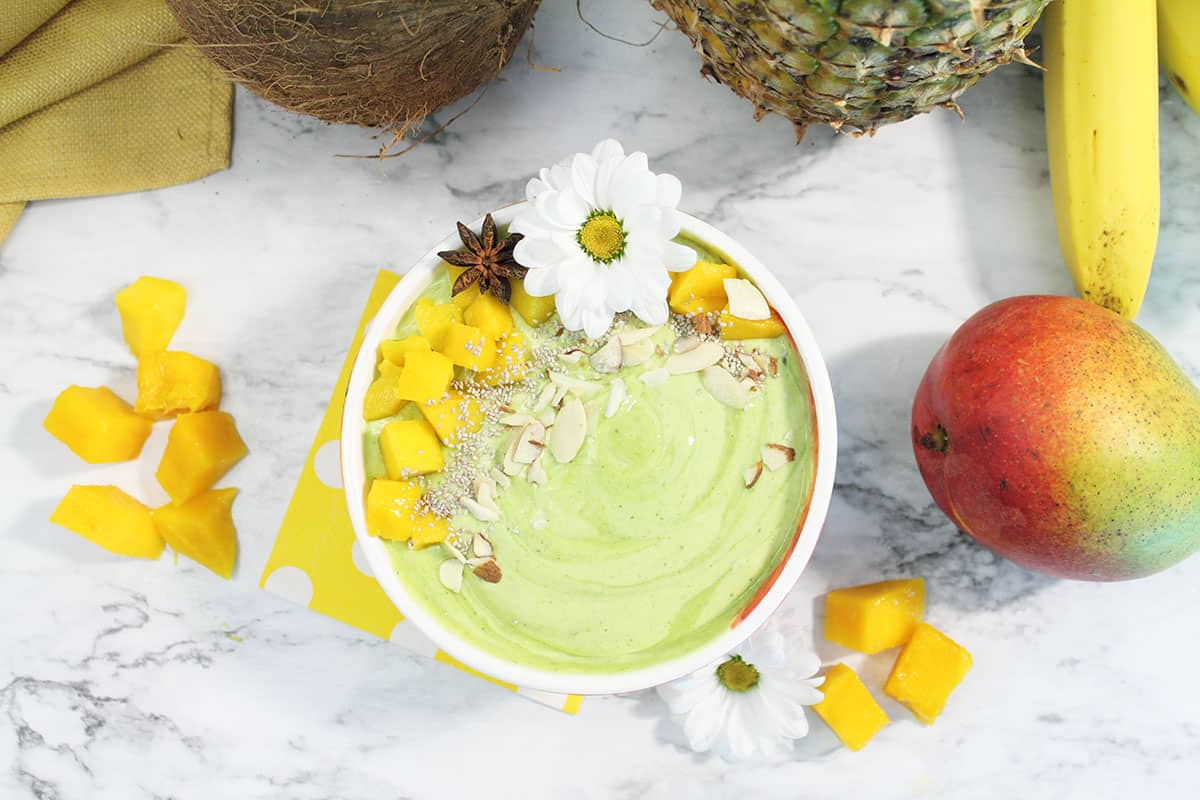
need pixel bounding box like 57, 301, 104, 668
656, 622, 825, 762
510, 139, 697, 338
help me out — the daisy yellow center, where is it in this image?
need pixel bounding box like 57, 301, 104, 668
716, 655, 760, 692
577, 210, 626, 264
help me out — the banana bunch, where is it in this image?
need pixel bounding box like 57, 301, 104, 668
1160, 0, 1200, 116
1043, 0, 1159, 320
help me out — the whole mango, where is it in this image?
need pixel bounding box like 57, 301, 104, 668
912, 296, 1200, 581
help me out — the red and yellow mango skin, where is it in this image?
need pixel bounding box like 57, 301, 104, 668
912, 296, 1200, 581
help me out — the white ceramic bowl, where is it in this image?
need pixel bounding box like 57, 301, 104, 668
341, 204, 837, 695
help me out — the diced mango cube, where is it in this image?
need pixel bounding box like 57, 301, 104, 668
439, 322, 496, 371
718, 308, 787, 340
44, 386, 152, 464
156, 411, 248, 504
447, 265, 483, 311
884, 623, 973, 725
812, 664, 890, 751
50, 485, 164, 559
363, 375, 406, 421
824, 578, 926, 654
418, 389, 483, 445
395, 350, 454, 403
475, 331, 529, 387
413, 299, 463, 350
379, 418, 444, 478
365, 479, 449, 546
510, 279, 556, 326
115, 276, 186, 357
379, 335, 430, 367
668, 261, 737, 314
378, 359, 403, 380
134, 350, 221, 419
151, 488, 238, 578
463, 293, 514, 341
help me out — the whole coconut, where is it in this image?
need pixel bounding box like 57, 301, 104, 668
167, 0, 541, 128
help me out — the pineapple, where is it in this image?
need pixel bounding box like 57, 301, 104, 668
653, 0, 1050, 137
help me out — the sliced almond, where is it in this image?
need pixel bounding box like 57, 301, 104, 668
666, 340, 725, 374
473, 560, 502, 584
462, 497, 499, 522
531, 382, 556, 413
724, 278, 770, 321
443, 539, 468, 564
673, 336, 701, 354
618, 325, 661, 346
621, 338, 656, 367
640, 367, 670, 387
738, 352, 760, 373
490, 468, 511, 489
499, 412, 532, 427
514, 422, 546, 464
752, 352, 772, 374
606, 378, 627, 418
559, 348, 585, 365
527, 457, 548, 485
739, 376, 759, 392
769, 356, 779, 377
472, 532, 494, 559
744, 460, 764, 489
702, 366, 750, 409
438, 559, 465, 593
502, 430, 524, 476
585, 399, 601, 434
549, 371, 605, 398
693, 313, 716, 336
475, 478, 499, 511
589, 338, 623, 373
537, 405, 557, 428
762, 443, 796, 472
550, 396, 587, 463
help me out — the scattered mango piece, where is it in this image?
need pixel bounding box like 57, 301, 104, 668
475, 331, 529, 387
151, 488, 238, 578
378, 359, 404, 380
114, 276, 186, 357
363, 375, 406, 421
156, 411, 248, 504
719, 308, 787, 340
379, 335, 431, 367
884, 623, 973, 725
439, 322, 496, 371
824, 578, 926, 654
510, 279, 556, 326
668, 260, 737, 314
418, 389, 483, 445
413, 299, 463, 350
50, 485, 164, 559
365, 479, 449, 546
44, 386, 152, 464
134, 350, 221, 420
812, 663, 890, 751
463, 293, 515, 341
379, 418, 444, 478
395, 350, 454, 403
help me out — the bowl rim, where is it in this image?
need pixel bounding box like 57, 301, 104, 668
339, 203, 837, 695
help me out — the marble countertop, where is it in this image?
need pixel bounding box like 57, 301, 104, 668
4, 2, 1200, 797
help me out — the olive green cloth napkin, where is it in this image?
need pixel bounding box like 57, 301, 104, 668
0, 0, 233, 247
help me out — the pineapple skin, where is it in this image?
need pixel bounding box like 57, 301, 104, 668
653, 0, 1050, 137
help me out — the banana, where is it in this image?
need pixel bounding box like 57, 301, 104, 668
1043, 0, 1160, 320
1159, 0, 1200, 115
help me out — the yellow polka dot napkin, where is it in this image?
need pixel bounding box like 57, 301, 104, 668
260, 270, 583, 714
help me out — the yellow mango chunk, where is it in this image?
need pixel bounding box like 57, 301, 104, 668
152, 488, 238, 578
395, 350, 454, 403
378, 359, 403, 380
418, 389, 483, 445
134, 350, 221, 420
510, 279, 556, 326
824, 578, 926, 654
365, 479, 449, 546
379, 335, 431, 367
413, 299, 463, 350
44, 386, 152, 464
463, 292, 514, 341
363, 375, 406, 421
379, 418, 444, 478
50, 485, 164, 559
439, 322, 496, 371
115, 276, 186, 357
447, 265, 483, 310
812, 664, 890, 751
668, 260, 737, 314
718, 308, 787, 340
884, 623, 973, 725
475, 331, 529, 387
156, 411, 248, 504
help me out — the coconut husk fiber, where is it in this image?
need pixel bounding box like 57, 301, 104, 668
166, 0, 541, 129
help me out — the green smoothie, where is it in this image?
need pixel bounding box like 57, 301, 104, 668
363, 239, 816, 674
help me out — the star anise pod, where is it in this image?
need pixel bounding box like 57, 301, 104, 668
437, 213, 527, 303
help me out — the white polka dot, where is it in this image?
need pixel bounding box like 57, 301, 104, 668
351, 539, 373, 577
263, 566, 314, 607
388, 619, 438, 658
312, 439, 342, 489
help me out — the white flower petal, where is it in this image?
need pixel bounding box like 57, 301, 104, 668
592, 138, 625, 163
656, 172, 682, 209
581, 305, 615, 338
525, 176, 549, 201
682, 687, 731, 753
663, 240, 699, 271
657, 666, 721, 714
522, 265, 560, 296
513, 235, 564, 271
611, 153, 658, 219
570, 153, 599, 207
